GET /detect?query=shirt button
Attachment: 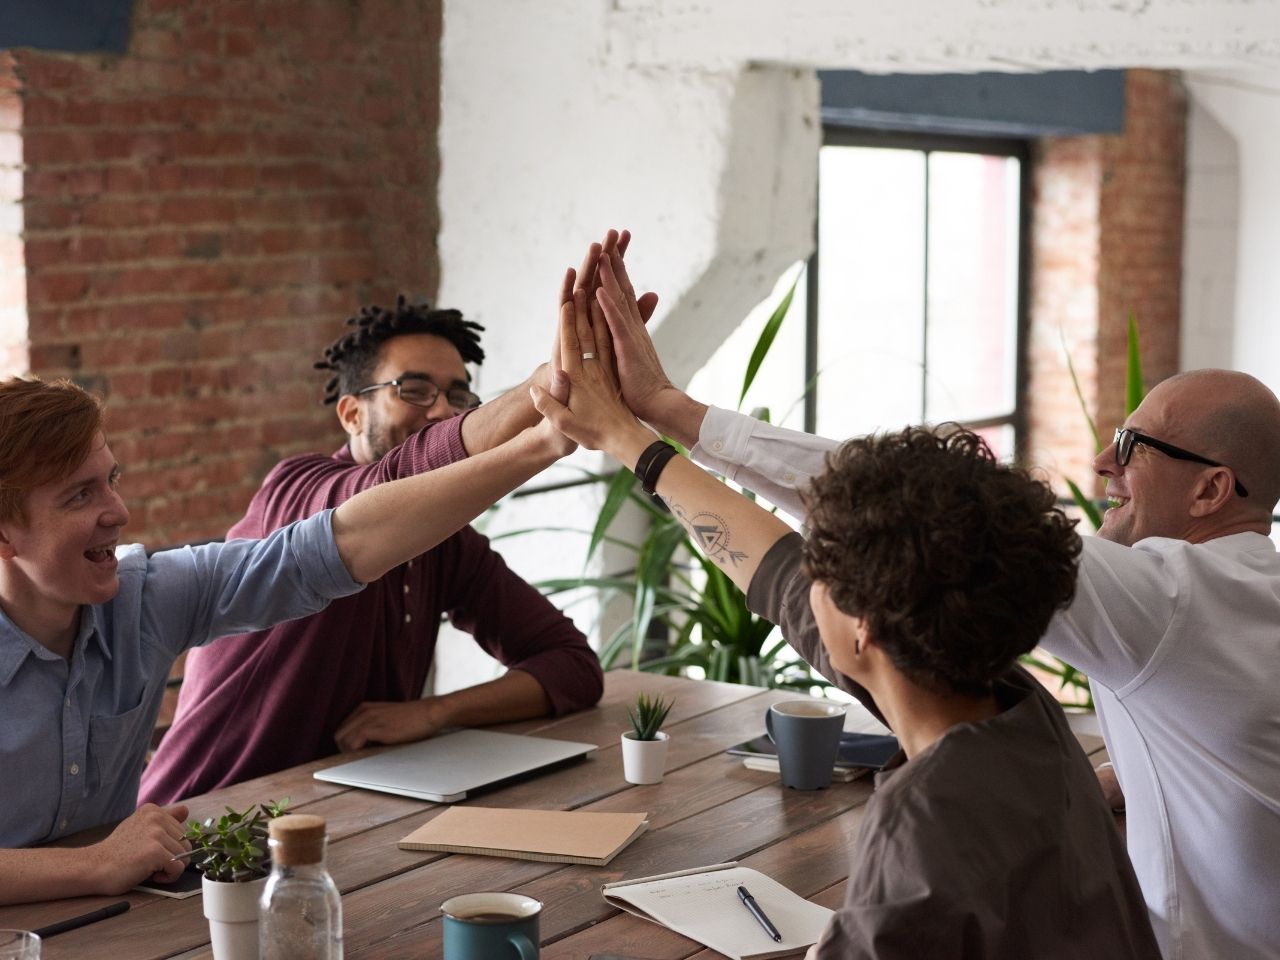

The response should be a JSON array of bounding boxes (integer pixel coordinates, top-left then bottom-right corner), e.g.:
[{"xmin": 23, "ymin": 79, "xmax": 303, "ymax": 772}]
[
  {"xmin": 404, "ymin": 613, "xmax": 412, "ymax": 624},
  {"xmin": 65, "ymin": 698, "xmax": 71, "ymax": 708},
  {"xmin": 712, "ymin": 441, "xmax": 724, "ymax": 451},
  {"xmin": 403, "ymin": 584, "xmax": 410, "ymax": 594},
  {"xmin": 69, "ymin": 763, "xmax": 80, "ymax": 775},
  {"xmin": 784, "ymin": 472, "xmax": 796, "ymax": 483},
  {"xmin": 60, "ymin": 819, "xmax": 68, "ymax": 830}
]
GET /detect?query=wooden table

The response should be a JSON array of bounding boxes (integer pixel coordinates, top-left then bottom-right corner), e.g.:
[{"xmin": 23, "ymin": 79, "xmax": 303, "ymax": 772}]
[{"xmin": 3, "ymin": 670, "xmax": 1107, "ymax": 959}]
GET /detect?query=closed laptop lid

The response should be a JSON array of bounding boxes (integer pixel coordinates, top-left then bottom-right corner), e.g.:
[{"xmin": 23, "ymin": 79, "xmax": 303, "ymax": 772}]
[{"xmin": 313, "ymin": 728, "xmax": 597, "ymax": 802}]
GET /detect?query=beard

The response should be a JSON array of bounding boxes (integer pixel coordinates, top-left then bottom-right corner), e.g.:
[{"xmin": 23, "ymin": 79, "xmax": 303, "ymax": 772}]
[{"xmin": 362, "ymin": 405, "xmax": 413, "ymax": 461}]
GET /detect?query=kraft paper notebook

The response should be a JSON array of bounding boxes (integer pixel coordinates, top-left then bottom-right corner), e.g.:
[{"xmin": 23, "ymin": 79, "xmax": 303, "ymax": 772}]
[
  {"xmin": 398, "ymin": 807, "xmax": 649, "ymax": 866},
  {"xmin": 601, "ymin": 862, "xmax": 833, "ymax": 960}
]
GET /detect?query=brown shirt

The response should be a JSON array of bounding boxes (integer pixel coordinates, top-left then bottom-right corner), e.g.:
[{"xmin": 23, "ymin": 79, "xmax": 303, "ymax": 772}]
[{"xmin": 748, "ymin": 533, "xmax": 1160, "ymax": 960}]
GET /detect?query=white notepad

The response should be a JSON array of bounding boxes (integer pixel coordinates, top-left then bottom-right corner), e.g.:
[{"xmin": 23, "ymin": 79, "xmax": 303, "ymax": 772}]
[{"xmin": 602, "ymin": 862, "xmax": 833, "ymax": 960}]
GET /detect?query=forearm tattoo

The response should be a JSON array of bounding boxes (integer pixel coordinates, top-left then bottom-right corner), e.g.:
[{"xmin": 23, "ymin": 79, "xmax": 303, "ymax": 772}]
[{"xmin": 663, "ymin": 497, "xmax": 749, "ymax": 567}]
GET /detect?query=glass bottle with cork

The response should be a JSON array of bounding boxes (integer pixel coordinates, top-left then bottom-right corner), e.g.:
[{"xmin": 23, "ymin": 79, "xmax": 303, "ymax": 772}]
[{"xmin": 259, "ymin": 813, "xmax": 343, "ymax": 959}]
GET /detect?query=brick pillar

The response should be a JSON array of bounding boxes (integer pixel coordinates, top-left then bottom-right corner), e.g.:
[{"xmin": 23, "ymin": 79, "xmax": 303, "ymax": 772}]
[
  {"xmin": 1027, "ymin": 69, "xmax": 1186, "ymax": 503},
  {"xmin": 10, "ymin": 0, "xmax": 442, "ymax": 547},
  {"xmin": 0, "ymin": 53, "xmax": 25, "ymax": 375}
]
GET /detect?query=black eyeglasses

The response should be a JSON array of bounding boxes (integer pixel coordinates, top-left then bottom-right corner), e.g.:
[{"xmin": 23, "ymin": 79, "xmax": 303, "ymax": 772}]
[
  {"xmin": 1114, "ymin": 428, "xmax": 1248, "ymax": 498},
  {"xmin": 356, "ymin": 376, "xmax": 481, "ymax": 411}
]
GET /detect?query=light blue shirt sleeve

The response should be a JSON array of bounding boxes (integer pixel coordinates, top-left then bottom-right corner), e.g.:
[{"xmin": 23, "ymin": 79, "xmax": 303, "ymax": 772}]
[{"xmin": 0, "ymin": 509, "xmax": 363, "ymax": 848}]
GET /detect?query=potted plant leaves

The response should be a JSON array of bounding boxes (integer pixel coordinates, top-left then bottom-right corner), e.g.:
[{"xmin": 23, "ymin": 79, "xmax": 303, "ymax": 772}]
[
  {"xmin": 621, "ymin": 693, "xmax": 674, "ymax": 784},
  {"xmin": 186, "ymin": 798, "xmax": 289, "ymax": 960}
]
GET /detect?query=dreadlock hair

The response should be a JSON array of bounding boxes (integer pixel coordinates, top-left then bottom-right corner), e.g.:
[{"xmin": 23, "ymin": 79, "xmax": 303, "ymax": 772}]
[{"xmin": 314, "ymin": 295, "xmax": 486, "ymax": 404}]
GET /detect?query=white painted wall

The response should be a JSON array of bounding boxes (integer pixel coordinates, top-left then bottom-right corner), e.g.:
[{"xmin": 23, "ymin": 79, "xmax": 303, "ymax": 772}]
[
  {"xmin": 433, "ymin": 0, "xmax": 1280, "ymax": 682},
  {"xmin": 1182, "ymin": 71, "xmax": 1280, "ymax": 391}
]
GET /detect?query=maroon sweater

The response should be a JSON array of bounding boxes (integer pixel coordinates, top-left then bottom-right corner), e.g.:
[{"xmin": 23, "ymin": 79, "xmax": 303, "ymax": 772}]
[{"xmin": 141, "ymin": 416, "xmax": 602, "ymax": 803}]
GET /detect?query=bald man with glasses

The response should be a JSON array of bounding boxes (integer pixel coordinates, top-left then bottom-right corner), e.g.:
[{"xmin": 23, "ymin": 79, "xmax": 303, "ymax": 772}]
[{"xmin": 592, "ymin": 244, "xmax": 1280, "ymax": 960}]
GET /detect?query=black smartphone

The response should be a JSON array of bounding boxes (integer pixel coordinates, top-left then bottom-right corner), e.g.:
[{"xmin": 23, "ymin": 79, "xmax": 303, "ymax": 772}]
[{"xmin": 728, "ymin": 731, "xmax": 899, "ymax": 771}]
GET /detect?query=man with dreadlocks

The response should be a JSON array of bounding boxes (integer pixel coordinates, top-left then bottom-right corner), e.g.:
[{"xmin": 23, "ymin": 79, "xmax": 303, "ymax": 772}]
[{"xmin": 142, "ymin": 265, "xmax": 613, "ymax": 800}]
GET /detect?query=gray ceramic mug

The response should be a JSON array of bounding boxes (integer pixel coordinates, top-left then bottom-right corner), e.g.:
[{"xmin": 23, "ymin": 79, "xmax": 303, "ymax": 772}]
[
  {"xmin": 765, "ymin": 699, "xmax": 847, "ymax": 790},
  {"xmin": 441, "ymin": 892, "xmax": 540, "ymax": 960}
]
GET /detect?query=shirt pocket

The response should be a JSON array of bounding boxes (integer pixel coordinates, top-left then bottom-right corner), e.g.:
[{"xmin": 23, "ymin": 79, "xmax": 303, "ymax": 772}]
[{"xmin": 87, "ymin": 695, "xmax": 150, "ymax": 796}]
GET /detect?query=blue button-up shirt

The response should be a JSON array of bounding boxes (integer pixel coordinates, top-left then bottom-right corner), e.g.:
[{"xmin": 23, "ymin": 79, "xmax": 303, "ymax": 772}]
[{"xmin": 0, "ymin": 510, "xmax": 361, "ymax": 847}]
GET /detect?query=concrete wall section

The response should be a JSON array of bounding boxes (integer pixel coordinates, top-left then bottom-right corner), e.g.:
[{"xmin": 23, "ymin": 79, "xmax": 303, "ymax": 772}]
[
  {"xmin": 1180, "ymin": 89, "xmax": 1239, "ymax": 374},
  {"xmin": 1183, "ymin": 71, "xmax": 1280, "ymax": 390},
  {"xmin": 607, "ymin": 0, "xmax": 1280, "ymax": 73},
  {"xmin": 439, "ymin": 0, "xmax": 819, "ymax": 398}
]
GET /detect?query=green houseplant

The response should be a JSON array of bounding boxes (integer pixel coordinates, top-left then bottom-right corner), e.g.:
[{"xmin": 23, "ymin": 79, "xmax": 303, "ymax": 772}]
[
  {"xmin": 186, "ymin": 798, "xmax": 290, "ymax": 960},
  {"xmin": 524, "ymin": 270, "xmax": 823, "ymax": 693},
  {"xmin": 186, "ymin": 797, "xmax": 290, "ymax": 882},
  {"xmin": 1023, "ymin": 314, "xmax": 1147, "ymax": 709},
  {"xmin": 627, "ymin": 692, "xmax": 674, "ymax": 741},
  {"xmin": 621, "ymin": 692, "xmax": 675, "ymax": 784}
]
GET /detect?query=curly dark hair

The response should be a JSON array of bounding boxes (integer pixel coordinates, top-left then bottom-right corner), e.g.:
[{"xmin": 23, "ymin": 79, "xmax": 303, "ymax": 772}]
[
  {"xmin": 802, "ymin": 426, "xmax": 1081, "ymax": 698},
  {"xmin": 314, "ymin": 295, "xmax": 486, "ymax": 404}
]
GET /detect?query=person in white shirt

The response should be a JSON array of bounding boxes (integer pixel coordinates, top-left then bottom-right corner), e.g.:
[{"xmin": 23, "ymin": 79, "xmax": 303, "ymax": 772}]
[{"xmin": 574, "ymin": 245, "xmax": 1280, "ymax": 960}]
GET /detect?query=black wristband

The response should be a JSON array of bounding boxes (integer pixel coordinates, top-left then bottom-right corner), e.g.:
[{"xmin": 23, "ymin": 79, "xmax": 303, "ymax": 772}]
[{"xmin": 635, "ymin": 439, "xmax": 680, "ymax": 495}]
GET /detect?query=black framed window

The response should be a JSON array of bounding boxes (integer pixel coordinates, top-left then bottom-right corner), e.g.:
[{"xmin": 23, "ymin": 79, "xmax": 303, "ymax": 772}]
[{"xmin": 804, "ymin": 129, "xmax": 1031, "ymax": 461}]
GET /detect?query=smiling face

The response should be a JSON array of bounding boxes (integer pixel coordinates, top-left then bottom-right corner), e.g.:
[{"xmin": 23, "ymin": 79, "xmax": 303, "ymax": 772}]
[
  {"xmin": 1093, "ymin": 380, "xmax": 1211, "ymax": 546},
  {"xmin": 0, "ymin": 435, "xmax": 131, "ymax": 631},
  {"xmin": 338, "ymin": 334, "xmax": 473, "ymax": 464}
]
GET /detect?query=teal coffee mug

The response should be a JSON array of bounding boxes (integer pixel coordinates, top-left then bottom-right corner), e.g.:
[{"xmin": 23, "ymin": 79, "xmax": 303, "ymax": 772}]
[{"xmin": 441, "ymin": 892, "xmax": 541, "ymax": 960}]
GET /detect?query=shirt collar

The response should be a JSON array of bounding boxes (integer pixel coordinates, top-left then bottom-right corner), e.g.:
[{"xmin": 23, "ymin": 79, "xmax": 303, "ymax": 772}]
[
  {"xmin": 79, "ymin": 606, "xmax": 112, "ymax": 661},
  {"xmin": 0, "ymin": 605, "xmax": 109, "ymax": 686}
]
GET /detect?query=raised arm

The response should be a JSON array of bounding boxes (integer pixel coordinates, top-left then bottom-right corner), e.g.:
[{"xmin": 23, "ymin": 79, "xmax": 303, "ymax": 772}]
[
  {"xmin": 458, "ymin": 229, "xmax": 658, "ymax": 456},
  {"xmin": 332, "ymin": 415, "xmax": 571, "ymax": 584},
  {"xmin": 593, "ymin": 246, "xmax": 706, "ymax": 448},
  {"xmin": 529, "ymin": 279, "xmax": 791, "ymax": 596}
]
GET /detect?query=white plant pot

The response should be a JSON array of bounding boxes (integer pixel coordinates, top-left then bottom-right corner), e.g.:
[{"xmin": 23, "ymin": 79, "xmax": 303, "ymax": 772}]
[
  {"xmin": 621, "ymin": 730, "xmax": 670, "ymax": 784},
  {"xmin": 203, "ymin": 874, "xmax": 267, "ymax": 960}
]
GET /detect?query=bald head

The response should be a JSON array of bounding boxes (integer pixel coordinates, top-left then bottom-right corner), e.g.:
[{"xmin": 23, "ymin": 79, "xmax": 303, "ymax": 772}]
[{"xmin": 1152, "ymin": 369, "xmax": 1280, "ymax": 513}]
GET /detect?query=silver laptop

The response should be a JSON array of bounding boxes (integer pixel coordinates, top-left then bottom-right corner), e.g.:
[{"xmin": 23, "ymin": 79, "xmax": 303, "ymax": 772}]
[{"xmin": 313, "ymin": 728, "xmax": 597, "ymax": 803}]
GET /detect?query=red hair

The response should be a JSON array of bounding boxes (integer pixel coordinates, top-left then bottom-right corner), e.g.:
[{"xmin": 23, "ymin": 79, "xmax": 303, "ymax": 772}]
[{"xmin": 0, "ymin": 377, "xmax": 104, "ymax": 524}]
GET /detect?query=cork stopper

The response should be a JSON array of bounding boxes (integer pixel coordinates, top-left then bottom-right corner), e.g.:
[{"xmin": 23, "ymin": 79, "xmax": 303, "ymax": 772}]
[{"xmin": 268, "ymin": 814, "xmax": 327, "ymax": 866}]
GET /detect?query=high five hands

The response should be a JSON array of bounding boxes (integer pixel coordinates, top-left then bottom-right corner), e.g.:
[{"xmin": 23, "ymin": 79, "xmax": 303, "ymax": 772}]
[{"xmin": 531, "ymin": 230, "xmax": 668, "ymax": 466}]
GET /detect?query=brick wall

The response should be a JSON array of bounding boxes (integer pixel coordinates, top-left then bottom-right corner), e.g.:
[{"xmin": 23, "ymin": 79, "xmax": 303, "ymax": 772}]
[
  {"xmin": 0, "ymin": 53, "xmax": 25, "ymax": 375},
  {"xmin": 9, "ymin": 0, "xmax": 442, "ymax": 547},
  {"xmin": 1027, "ymin": 69, "xmax": 1186, "ymax": 504}
]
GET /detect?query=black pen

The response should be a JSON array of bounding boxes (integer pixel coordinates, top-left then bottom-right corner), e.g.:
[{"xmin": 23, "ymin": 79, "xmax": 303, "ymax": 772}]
[
  {"xmin": 737, "ymin": 884, "xmax": 782, "ymax": 942},
  {"xmin": 32, "ymin": 900, "xmax": 129, "ymax": 939}
]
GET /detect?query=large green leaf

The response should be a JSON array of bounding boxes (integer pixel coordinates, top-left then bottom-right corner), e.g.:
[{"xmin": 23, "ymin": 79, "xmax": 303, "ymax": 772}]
[
  {"xmin": 1065, "ymin": 477, "xmax": 1104, "ymax": 532},
  {"xmin": 1060, "ymin": 325, "xmax": 1102, "ymax": 453},
  {"xmin": 1125, "ymin": 313, "xmax": 1144, "ymax": 416},
  {"xmin": 586, "ymin": 469, "xmax": 641, "ymax": 568},
  {"xmin": 739, "ymin": 271, "xmax": 800, "ymax": 409}
]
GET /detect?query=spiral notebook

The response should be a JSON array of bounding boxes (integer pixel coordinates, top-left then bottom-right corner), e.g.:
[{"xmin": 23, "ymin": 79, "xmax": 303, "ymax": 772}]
[{"xmin": 602, "ymin": 862, "xmax": 833, "ymax": 960}]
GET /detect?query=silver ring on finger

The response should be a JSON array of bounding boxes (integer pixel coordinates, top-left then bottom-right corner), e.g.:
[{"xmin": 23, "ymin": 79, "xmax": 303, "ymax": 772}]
[{"xmin": 581, "ymin": 352, "xmax": 597, "ymax": 360}]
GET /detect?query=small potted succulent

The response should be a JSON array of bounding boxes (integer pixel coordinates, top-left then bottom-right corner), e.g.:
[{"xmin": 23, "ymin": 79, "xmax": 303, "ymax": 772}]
[
  {"xmin": 186, "ymin": 798, "xmax": 289, "ymax": 960},
  {"xmin": 621, "ymin": 693, "xmax": 674, "ymax": 785}
]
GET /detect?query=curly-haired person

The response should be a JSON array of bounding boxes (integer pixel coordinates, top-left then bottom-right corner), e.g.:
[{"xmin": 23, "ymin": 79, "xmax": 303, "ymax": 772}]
[
  {"xmin": 530, "ymin": 250, "xmax": 1160, "ymax": 959},
  {"xmin": 144, "ymin": 233, "xmax": 658, "ymax": 801}
]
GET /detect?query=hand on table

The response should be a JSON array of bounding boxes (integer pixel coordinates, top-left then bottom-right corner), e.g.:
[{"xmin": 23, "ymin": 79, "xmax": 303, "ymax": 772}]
[
  {"xmin": 335, "ymin": 698, "xmax": 446, "ymax": 752},
  {"xmin": 92, "ymin": 803, "xmax": 191, "ymax": 893}
]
